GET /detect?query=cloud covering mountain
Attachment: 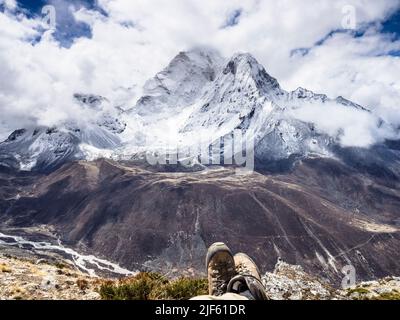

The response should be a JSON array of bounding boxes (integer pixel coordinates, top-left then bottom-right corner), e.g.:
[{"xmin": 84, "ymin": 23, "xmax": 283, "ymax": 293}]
[{"xmin": 0, "ymin": 0, "xmax": 400, "ymax": 146}]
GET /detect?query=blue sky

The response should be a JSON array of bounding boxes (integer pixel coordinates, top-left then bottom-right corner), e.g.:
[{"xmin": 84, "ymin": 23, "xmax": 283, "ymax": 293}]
[
  {"xmin": 382, "ymin": 8, "xmax": 400, "ymax": 37},
  {"xmin": 14, "ymin": 0, "xmax": 99, "ymax": 46},
  {"xmin": 16, "ymin": 0, "xmax": 96, "ymax": 12},
  {"xmin": 11, "ymin": 1, "xmax": 400, "ymax": 49},
  {"xmin": 381, "ymin": 9, "xmax": 400, "ymax": 56}
]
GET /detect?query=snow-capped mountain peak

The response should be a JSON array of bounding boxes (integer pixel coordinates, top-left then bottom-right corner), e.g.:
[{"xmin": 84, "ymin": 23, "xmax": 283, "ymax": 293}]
[
  {"xmin": 74, "ymin": 93, "xmax": 109, "ymax": 110},
  {"xmin": 222, "ymin": 53, "xmax": 283, "ymax": 96},
  {"xmin": 0, "ymin": 92, "xmax": 126, "ymax": 172},
  {"xmin": 289, "ymin": 87, "xmax": 328, "ymax": 102},
  {"xmin": 181, "ymin": 52, "xmax": 285, "ymax": 136},
  {"xmin": 335, "ymin": 96, "xmax": 369, "ymax": 111},
  {"xmin": 132, "ymin": 47, "xmax": 224, "ymax": 120},
  {"xmin": 0, "ymin": 48, "xmax": 396, "ymax": 172}
]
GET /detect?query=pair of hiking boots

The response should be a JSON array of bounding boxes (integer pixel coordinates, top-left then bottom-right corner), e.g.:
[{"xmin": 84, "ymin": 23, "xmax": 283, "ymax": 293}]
[{"xmin": 206, "ymin": 242, "xmax": 269, "ymax": 300}]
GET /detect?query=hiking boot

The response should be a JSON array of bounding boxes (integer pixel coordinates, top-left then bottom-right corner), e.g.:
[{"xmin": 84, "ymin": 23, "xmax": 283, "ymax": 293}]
[
  {"xmin": 234, "ymin": 252, "xmax": 262, "ymax": 281},
  {"xmin": 227, "ymin": 253, "xmax": 269, "ymax": 300},
  {"xmin": 206, "ymin": 242, "xmax": 236, "ymax": 296}
]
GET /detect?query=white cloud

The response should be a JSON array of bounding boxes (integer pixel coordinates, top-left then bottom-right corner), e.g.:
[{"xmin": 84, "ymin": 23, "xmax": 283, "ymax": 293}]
[
  {"xmin": 283, "ymin": 30, "xmax": 400, "ymax": 124},
  {"xmin": 0, "ymin": 0, "xmax": 399, "ymax": 145},
  {"xmin": 289, "ymin": 101, "xmax": 397, "ymax": 147},
  {"xmin": 0, "ymin": 0, "xmax": 17, "ymax": 11}
]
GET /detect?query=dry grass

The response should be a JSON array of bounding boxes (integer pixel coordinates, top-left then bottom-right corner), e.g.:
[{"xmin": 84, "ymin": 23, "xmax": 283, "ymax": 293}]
[
  {"xmin": 0, "ymin": 263, "xmax": 12, "ymax": 273},
  {"xmin": 98, "ymin": 272, "xmax": 208, "ymax": 300},
  {"xmin": 76, "ymin": 279, "xmax": 90, "ymax": 291}
]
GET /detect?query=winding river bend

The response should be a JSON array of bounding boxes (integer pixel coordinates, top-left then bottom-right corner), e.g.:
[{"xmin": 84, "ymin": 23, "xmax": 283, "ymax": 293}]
[{"xmin": 0, "ymin": 232, "xmax": 135, "ymax": 278}]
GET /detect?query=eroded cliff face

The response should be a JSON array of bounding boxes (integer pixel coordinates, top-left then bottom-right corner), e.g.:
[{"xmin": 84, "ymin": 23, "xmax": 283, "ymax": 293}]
[{"xmin": 1, "ymin": 158, "xmax": 399, "ymax": 284}]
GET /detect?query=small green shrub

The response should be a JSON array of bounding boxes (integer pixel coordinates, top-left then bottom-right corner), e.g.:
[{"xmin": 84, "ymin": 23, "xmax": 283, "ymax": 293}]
[
  {"xmin": 151, "ymin": 278, "xmax": 208, "ymax": 300},
  {"xmin": 99, "ymin": 272, "xmax": 168, "ymax": 300},
  {"xmin": 54, "ymin": 262, "xmax": 67, "ymax": 269},
  {"xmin": 347, "ymin": 287, "xmax": 400, "ymax": 300},
  {"xmin": 98, "ymin": 272, "xmax": 207, "ymax": 300},
  {"xmin": 347, "ymin": 287, "xmax": 370, "ymax": 296},
  {"xmin": 374, "ymin": 291, "xmax": 400, "ymax": 300}
]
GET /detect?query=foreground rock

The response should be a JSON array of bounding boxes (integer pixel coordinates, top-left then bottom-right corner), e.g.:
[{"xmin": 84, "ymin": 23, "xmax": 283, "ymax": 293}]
[
  {"xmin": 262, "ymin": 260, "xmax": 400, "ymax": 300},
  {"xmin": 262, "ymin": 261, "xmax": 342, "ymax": 300},
  {"xmin": 346, "ymin": 277, "xmax": 400, "ymax": 300},
  {"xmin": 1, "ymin": 252, "xmax": 399, "ymax": 300}
]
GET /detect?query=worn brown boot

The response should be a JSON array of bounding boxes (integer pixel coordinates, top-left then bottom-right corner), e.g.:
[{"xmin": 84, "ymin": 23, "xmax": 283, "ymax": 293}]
[
  {"xmin": 234, "ymin": 252, "xmax": 262, "ymax": 281},
  {"xmin": 206, "ymin": 242, "xmax": 236, "ymax": 296},
  {"xmin": 227, "ymin": 252, "xmax": 269, "ymax": 300}
]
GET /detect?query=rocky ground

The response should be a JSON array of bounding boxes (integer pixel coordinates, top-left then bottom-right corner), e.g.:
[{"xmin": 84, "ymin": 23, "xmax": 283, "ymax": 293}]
[
  {"xmin": 0, "ymin": 253, "xmax": 100, "ymax": 300},
  {"xmin": 1, "ymin": 251, "xmax": 399, "ymax": 300},
  {"xmin": 262, "ymin": 260, "xmax": 400, "ymax": 300},
  {"xmin": 262, "ymin": 261, "xmax": 342, "ymax": 300},
  {"xmin": 345, "ymin": 277, "xmax": 400, "ymax": 300}
]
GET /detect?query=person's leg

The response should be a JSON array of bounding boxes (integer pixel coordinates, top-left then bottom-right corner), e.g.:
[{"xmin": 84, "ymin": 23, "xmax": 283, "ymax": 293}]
[{"xmin": 191, "ymin": 292, "xmax": 249, "ymax": 300}]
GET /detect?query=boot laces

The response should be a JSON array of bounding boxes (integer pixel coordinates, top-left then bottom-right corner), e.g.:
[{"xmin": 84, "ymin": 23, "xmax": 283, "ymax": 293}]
[
  {"xmin": 236, "ymin": 262, "xmax": 251, "ymax": 276},
  {"xmin": 211, "ymin": 267, "xmax": 230, "ymax": 296}
]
